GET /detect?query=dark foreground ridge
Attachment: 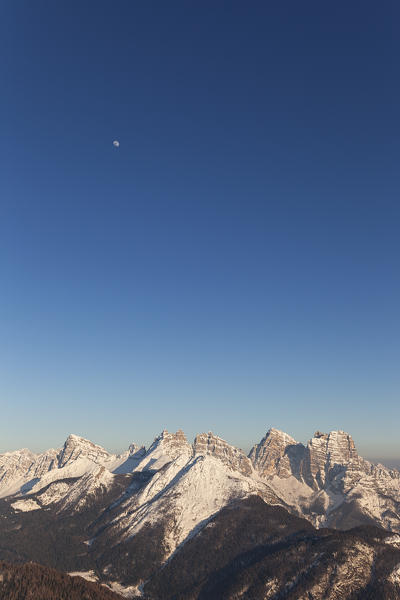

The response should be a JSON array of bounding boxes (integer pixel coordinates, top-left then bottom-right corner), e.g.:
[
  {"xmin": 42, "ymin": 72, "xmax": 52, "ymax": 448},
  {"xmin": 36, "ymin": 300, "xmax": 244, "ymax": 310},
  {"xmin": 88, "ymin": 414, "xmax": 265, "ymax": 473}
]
[
  {"xmin": 0, "ymin": 561, "xmax": 122, "ymax": 600},
  {"xmin": 1, "ymin": 497, "xmax": 400, "ymax": 599}
]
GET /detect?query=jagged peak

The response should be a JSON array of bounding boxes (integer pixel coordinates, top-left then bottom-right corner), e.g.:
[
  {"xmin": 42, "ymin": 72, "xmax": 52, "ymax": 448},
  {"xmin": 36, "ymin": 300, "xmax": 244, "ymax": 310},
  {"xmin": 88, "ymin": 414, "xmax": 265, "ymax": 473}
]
[
  {"xmin": 193, "ymin": 431, "xmax": 246, "ymax": 451},
  {"xmin": 63, "ymin": 433, "xmax": 103, "ymax": 446},
  {"xmin": 311, "ymin": 429, "xmax": 352, "ymax": 438},
  {"xmin": 66, "ymin": 433, "xmax": 83, "ymax": 441},
  {"xmin": 150, "ymin": 428, "xmax": 189, "ymax": 447},
  {"xmin": 0, "ymin": 448, "xmax": 37, "ymax": 458},
  {"xmin": 266, "ymin": 427, "xmax": 298, "ymax": 443},
  {"xmin": 58, "ymin": 434, "xmax": 111, "ymax": 469},
  {"xmin": 194, "ymin": 431, "xmax": 230, "ymax": 446},
  {"xmin": 193, "ymin": 431, "xmax": 250, "ymax": 456},
  {"xmin": 313, "ymin": 430, "xmax": 328, "ymax": 439},
  {"xmin": 251, "ymin": 428, "xmax": 299, "ymax": 451},
  {"xmin": 194, "ymin": 431, "xmax": 253, "ymax": 476},
  {"xmin": 61, "ymin": 434, "xmax": 111, "ymax": 455},
  {"xmin": 128, "ymin": 443, "xmax": 146, "ymax": 457},
  {"xmin": 301, "ymin": 429, "xmax": 363, "ymax": 490},
  {"xmin": 248, "ymin": 427, "xmax": 306, "ymax": 480},
  {"xmin": 137, "ymin": 429, "xmax": 192, "ymax": 471},
  {"xmin": 308, "ymin": 429, "xmax": 357, "ymax": 452}
]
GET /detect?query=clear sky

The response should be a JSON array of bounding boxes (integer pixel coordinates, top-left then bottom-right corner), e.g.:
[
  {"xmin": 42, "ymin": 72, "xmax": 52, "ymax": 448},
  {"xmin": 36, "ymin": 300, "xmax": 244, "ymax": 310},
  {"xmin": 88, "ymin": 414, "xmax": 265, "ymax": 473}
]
[{"xmin": 1, "ymin": 1, "xmax": 399, "ymax": 459}]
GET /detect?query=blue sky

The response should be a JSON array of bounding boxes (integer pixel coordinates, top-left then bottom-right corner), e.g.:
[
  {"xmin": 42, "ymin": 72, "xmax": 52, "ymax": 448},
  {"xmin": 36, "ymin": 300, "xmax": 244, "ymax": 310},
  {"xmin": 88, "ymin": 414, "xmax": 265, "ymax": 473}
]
[{"xmin": 1, "ymin": 1, "xmax": 399, "ymax": 459}]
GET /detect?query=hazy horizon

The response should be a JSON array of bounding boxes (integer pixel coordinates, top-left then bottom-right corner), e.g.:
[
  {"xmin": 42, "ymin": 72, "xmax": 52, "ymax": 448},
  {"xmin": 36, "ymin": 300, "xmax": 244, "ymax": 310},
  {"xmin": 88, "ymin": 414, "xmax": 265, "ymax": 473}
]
[{"xmin": 2, "ymin": 426, "xmax": 400, "ymax": 472}]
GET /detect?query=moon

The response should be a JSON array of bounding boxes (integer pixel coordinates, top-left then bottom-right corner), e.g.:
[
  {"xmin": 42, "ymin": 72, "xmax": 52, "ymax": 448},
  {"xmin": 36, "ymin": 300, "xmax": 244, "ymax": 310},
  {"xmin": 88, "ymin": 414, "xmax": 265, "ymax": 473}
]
[{"xmin": 113, "ymin": 140, "xmax": 120, "ymax": 147}]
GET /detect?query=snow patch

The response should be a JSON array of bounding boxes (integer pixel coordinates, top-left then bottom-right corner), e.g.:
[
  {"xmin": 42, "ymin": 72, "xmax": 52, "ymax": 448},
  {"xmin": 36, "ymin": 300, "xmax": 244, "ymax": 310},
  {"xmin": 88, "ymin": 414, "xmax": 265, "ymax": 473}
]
[
  {"xmin": 11, "ymin": 499, "xmax": 40, "ymax": 512},
  {"xmin": 37, "ymin": 482, "xmax": 71, "ymax": 505},
  {"xmin": 389, "ymin": 563, "xmax": 400, "ymax": 586},
  {"xmin": 269, "ymin": 475, "xmax": 313, "ymax": 506},
  {"xmin": 68, "ymin": 570, "xmax": 99, "ymax": 582},
  {"xmin": 385, "ymin": 534, "xmax": 400, "ymax": 547},
  {"xmin": 102, "ymin": 581, "xmax": 143, "ymax": 598}
]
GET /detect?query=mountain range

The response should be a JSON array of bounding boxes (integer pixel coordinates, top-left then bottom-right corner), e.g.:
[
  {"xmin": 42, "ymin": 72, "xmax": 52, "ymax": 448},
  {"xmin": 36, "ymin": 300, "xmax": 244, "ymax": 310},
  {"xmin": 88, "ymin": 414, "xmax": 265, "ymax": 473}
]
[{"xmin": 1, "ymin": 427, "xmax": 400, "ymax": 598}]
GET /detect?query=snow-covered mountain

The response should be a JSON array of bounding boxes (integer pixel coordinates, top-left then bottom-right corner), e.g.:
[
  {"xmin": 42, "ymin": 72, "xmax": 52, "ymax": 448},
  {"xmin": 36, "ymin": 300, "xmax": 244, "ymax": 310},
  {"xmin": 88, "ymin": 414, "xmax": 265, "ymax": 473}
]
[
  {"xmin": 1, "ymin": 426, "xmax": 400, "ymax": 597},
  {"xmin": 250, "ymin": 428, "xmax": 400, "ymax": 531},
  {"xmin": 100, "ymin": 430, "xmax": 280, "ymax": 562},
  {"xmin": 0, "ymin": 433, "xmax": 146, "ymax": 502},
  {"xmin": 1, "ymin": 427, "xmax": 400, "ymax": 532}
]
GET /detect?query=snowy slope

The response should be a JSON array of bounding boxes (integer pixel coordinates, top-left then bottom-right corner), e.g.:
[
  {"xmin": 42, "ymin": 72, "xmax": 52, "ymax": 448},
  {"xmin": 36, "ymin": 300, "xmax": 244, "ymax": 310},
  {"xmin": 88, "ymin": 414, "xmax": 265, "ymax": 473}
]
[
  {"xmin": 101, "ymin": 450, "xmax": 280, "ymax": 559},
  {"xmin": 0, "ymin": 447, "xmax": 59, "ymax": 498}
]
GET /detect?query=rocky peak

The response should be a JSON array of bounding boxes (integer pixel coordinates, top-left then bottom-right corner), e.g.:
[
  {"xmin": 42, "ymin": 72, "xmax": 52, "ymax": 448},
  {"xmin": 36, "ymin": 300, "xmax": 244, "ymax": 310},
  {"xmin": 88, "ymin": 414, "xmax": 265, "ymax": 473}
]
[
  {"xmin": 154, "ymin": 429, "xmax": 191, "ymax": 457},
  {"xmin": 0, "ymin": 449, "xmax": 37, "ymax": 488},
  {"xmin": 0, "ymin": 447, "xmax": 61, "ymax": 497},
  {"xmin": 27, "ymin": 448, "xmax": 59, "ymax": 479},
  {"xmin": 138, "ymin": 429, "xmax": 193, "ymax": 471},
  {"xmin": 193, "ymin": 432, "xmax": 253, "ymax": 476},
  {"xmin": 304, "ymin": 430, "xmax": 365, "ymax": 490},
  {"xmin": 308, "ymin": 430, "xmax": 357, "ymax": 461},
  {"xmin": 313, "ymin": 431, "xmax": 328, "ymax": 439},
  {"xmin": 128, "ymin": 443, "xmax": 146, "ymax": 458},
  {"xmin": 57, "ymin": 434, "xmax": 111, "ymax": 469},
  {"xmin": 249, "ymin": 428, "xmax": 374, "ymax": 492},
  {"xmin": 249, "ymin": 428, "xmax": 305, "ymax": 479}
]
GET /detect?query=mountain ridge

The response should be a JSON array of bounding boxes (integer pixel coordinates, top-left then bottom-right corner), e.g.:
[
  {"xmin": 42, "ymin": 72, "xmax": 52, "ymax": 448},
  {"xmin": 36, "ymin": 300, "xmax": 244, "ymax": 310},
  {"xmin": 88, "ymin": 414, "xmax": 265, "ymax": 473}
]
[
  {"xmin": 1, "ymin": 426, "xmax": 400, "ymax": 598},
  {"xmin": 1, "ymin": 426, "xmax": 399, "ymax": 533}
]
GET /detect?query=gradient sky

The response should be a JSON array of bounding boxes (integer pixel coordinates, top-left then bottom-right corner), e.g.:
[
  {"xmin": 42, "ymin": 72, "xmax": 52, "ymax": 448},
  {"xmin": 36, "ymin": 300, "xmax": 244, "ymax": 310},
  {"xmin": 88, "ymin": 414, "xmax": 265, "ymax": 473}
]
[{"xmin": 1, "ymin": 1, "xmax": 399, "ymax": 460}]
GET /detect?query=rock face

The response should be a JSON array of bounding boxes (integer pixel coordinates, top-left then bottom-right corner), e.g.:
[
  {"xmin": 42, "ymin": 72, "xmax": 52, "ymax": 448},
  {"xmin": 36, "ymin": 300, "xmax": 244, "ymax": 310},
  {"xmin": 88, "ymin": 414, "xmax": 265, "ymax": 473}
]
[
  {"xmin": 303, "ymin": 430, "xmax": 364, "ymax": 489},
  {"xmin": 249, "ymin": 429, "xmax": 370, "ymax": 490},
  {"xmin": 128, "ymin": 443, "xmax": 145, "ymax": 457},
  {"xmin": 29, "ymin": 449, "xmax": 59, "ymax": 479},
  {"xmin": 157, "ymin": 429, "xmax": 192, "ymax": 460},
  {"xmin": 194, "ymin": 432, "xmax": 253, "ymax": 476},
  {"xmin": 248, "ymin": 428, "xmax": 305, "ymax": 479},
  {"xmin": 249, "ymin": 428, "xmax": 400, "ymax": 532}
]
